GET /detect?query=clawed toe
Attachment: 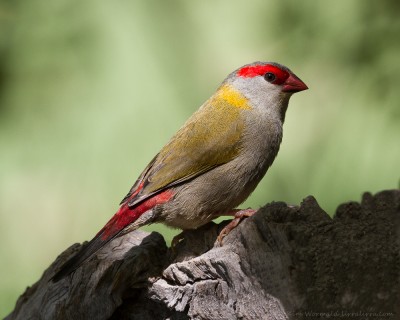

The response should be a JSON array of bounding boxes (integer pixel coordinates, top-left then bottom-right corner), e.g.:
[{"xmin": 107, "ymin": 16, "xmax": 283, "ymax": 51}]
[{"xmin": 216, "ymin": 209, "xmax": 256, "ymax": 246}]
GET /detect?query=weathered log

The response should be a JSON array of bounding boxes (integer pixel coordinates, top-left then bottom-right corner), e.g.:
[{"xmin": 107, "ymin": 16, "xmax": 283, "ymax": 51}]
[{"xmin": 6, "ymin": 189, "xmax": 400, "ymax": 320}]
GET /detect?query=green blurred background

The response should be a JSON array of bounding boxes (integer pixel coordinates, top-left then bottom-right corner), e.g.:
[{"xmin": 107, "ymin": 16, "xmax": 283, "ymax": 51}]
[{"xmin": 1, "ymin": 0, "xmax": 399, "ymax": 316}]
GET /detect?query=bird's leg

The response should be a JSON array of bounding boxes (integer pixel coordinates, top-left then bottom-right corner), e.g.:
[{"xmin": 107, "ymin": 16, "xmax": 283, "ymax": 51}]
[{"xmin": 217, "ymin": 208, "xmax": 256, "ymax": 245}]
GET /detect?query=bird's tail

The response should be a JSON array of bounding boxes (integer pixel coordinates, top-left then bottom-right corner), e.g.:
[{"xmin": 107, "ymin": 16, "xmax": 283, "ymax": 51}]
[
  {"xmin": 51, "ymin": 190, "xmax": 174, "ymax": 282},
  {"xmin": 51, "ymin": 233, "xmax": 108, "ymax": 282},
  {"xmin": 51, "ymin": 203, "xmax": 136, "ymax": 282}
]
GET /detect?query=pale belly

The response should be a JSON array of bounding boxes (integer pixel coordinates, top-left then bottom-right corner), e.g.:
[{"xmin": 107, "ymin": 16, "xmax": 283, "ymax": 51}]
[{"xmin": 157, "ymin": 155, "xmax": 273, "ymax": 230}]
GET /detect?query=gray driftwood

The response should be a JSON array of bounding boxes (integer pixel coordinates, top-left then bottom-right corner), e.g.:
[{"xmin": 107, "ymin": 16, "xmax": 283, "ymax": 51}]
[{"xmin": 6, "ymin": 190, "xmax": 400, "ymax": 320}]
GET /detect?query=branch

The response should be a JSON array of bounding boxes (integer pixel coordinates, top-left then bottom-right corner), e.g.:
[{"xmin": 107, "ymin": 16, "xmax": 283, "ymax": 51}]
[{"xmin": 6, "ymin": 190, "xmax": 400, "ymax": 319}]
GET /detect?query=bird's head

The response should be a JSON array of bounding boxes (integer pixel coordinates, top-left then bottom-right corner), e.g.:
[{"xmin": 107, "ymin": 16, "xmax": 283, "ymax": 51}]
[{"xmin": 223, "ymin": 62, "xmax": 308, "ymax": 121}]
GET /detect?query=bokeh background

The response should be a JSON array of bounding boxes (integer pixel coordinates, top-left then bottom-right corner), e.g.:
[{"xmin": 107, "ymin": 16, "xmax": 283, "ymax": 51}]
[{"xmin": 1, "ymin": 0, "xmax": 399, "ymax": 316}]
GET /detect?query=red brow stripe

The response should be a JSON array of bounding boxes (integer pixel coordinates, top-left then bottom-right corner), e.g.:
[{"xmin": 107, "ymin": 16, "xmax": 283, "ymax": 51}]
[
  {"xmin": 238, "ymin": 65, "xmax": 271, "ymax": 78},
  {"xmin": 237, "ymin": 64, "xmax": 289, "ymax": 83}
]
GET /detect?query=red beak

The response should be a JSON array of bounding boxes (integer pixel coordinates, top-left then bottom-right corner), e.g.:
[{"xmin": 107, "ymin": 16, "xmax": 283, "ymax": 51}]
[{"xmin": 282, "ymin": 73, "xmax": 308, "ymax": 93}]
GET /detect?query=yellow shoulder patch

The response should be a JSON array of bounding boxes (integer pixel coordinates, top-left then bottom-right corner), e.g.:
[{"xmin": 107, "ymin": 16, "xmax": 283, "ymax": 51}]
[{"xmin": 217, "ymin": 84, "xmax": 251, "ymax": 110}]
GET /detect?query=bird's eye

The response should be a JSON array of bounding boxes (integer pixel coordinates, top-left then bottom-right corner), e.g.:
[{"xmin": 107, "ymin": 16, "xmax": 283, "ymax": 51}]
[{"xmin": 264, "ymin": 72, "xmax": 276, "ymax": 83}]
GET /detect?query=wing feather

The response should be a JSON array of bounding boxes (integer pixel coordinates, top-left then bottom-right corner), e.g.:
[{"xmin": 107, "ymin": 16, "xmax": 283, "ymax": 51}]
[{"xmin": 123, "ymin": 94, "xmax": 247, "ymax": 208}]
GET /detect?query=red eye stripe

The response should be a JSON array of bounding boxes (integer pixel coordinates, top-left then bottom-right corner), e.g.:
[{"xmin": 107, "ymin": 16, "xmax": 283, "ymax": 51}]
[{"xmin": 237, "ymin": 64, "xmax": 289, "ymax": 85}]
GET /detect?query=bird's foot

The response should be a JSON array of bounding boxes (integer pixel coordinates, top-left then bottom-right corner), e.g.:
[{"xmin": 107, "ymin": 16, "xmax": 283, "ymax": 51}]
[{"xmin": 216, "ymin": 208, "xmax": 256, "ymax": 245}]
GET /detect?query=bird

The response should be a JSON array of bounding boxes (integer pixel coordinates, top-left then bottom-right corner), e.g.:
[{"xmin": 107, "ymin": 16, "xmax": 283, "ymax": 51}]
[{"xmin": 52, "ymin": 61, "xmax": 308, "ymax": 281}]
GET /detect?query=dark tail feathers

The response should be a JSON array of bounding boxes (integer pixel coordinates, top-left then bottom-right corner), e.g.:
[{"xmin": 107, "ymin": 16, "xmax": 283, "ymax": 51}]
[{"xmin": 51, "ymin": 233, "xmax": 112, "ymax": 282}]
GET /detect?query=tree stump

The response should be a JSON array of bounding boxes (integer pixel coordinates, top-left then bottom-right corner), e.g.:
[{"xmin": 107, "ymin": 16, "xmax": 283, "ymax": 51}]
[{"xmin": 6, "ymin": 189, "xmax": 400, "ymax": 320}]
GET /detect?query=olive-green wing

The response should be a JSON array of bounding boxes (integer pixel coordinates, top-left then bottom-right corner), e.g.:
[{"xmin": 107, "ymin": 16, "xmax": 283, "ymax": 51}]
[
  {"xmin": 125, "ymin": 98, "xmax": 246, "ymax": 207},
  {"xmin": 120, "ymin": 154, "xmax": 159, "ymax": 205}
]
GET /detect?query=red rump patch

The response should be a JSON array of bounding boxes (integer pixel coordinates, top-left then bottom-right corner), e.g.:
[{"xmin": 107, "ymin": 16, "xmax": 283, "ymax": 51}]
[
  {"xmin": 237, "ymin": 64, "xmax": 289, "ymax": 85},
  {"xmin": 99, "ymin": 189, "xmax": 174, "ymax": 241}
]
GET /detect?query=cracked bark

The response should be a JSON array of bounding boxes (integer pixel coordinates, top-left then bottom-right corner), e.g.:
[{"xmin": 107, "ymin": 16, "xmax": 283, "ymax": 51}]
[{"xmin": 6, "ymin": 189, "xmax": 400, "ymax": 320}]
